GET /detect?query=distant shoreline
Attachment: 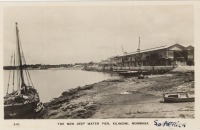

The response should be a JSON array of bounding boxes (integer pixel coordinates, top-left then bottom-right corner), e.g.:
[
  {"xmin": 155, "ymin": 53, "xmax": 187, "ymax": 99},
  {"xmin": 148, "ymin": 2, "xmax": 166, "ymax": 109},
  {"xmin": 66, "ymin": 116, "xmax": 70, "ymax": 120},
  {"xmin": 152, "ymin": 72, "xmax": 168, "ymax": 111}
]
[
  {"xmin": 3, "ymin": 67, "xmax": 84, "ymax": 70},
  {"xmin": 3, "ymin": 65, "xmax": 84, "ymax": 70}
]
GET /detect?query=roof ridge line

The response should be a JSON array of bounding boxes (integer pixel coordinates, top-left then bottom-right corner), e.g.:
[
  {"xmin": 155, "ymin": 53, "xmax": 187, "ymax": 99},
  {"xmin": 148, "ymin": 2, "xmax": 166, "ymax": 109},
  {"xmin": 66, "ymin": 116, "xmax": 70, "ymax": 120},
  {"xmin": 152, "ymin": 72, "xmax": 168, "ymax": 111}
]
[{"xmin": 126, "ymin": 44, "xmax": 168, "ymax": 55}]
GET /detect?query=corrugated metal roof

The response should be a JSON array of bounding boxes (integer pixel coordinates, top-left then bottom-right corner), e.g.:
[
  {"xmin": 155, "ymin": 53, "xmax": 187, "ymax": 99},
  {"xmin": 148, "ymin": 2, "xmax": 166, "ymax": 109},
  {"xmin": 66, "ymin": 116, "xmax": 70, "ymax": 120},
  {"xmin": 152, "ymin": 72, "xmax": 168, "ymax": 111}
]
[
  {"xmin": 109, "ymin": 43, "xmax": 193, "ymax": 59},
  {"xmin": 122, "ymin": 45, "xmax": 169, "ymax": 56}
]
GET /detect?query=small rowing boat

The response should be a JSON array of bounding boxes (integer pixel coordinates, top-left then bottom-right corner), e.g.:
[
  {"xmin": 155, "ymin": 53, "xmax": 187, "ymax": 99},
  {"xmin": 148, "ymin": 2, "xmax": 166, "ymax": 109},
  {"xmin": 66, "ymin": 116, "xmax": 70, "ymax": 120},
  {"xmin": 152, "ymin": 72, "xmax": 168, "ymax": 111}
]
[{"xmin": 163, "ymin": 91, "xmax": 194, "ymax": 103}]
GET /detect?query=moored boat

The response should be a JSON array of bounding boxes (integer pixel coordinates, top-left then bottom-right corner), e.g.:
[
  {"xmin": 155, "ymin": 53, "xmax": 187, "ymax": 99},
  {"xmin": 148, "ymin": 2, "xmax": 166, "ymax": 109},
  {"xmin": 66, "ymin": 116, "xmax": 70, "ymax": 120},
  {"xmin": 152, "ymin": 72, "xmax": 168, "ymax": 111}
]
[
  {"xmin": 4, "ymin": 23, "xmax": 43, "ymax": 119},
  {"xmin": 119, "ymin": 70, "xmax": 149, "ymax": 77}
]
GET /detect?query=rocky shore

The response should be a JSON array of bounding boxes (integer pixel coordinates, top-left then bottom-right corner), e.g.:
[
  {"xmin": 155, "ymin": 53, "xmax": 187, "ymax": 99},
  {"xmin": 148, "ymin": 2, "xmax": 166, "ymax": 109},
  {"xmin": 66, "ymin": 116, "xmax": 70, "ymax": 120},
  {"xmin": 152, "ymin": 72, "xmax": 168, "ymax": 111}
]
[{"xmin": 38, "ymin": 71, "xmax": 194, "ymax": 119}]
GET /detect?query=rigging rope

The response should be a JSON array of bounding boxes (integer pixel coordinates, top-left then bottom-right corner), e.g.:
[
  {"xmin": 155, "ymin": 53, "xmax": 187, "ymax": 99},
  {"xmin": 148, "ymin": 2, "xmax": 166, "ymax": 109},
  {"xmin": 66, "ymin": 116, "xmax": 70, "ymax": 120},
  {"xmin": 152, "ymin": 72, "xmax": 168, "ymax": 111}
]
[
  {"xmin": 12, "ymin": 52, "xmax": 15, "ymax": 92},
  {"xmin": 27, "ymin": 70, "xmax": 34, "ymax": 88},
  {"xmin": 7, "ymin": 52, "xmax": 13, "ymax": 94},
  {"xmin": 25, "ymin": 70, "xmax": 30, "ymax": 86},
  {"xmin": 18, "ymin": 34, "xmax": 34, "ymax": 88},
  {"xmin": 16, "ymin": 55, "xmax": 20, "ymax": 90},
  {"xmin": 22, "ymin": 54, "xmax": 30, "ymax": 86},
  {"xmin": 18, "ymin": 74, "xmax": 20, "ymax": 90},
  {"xmin": 16, "ymin": 51, "xmax": 20, "ymax": 91},
  {"xmin": 22, "ymin": 54, "xmax": 34, "ymax": 88},
  {"xmin": 25, "ymin": 70, "xmax": 31, "ymax": 85}
]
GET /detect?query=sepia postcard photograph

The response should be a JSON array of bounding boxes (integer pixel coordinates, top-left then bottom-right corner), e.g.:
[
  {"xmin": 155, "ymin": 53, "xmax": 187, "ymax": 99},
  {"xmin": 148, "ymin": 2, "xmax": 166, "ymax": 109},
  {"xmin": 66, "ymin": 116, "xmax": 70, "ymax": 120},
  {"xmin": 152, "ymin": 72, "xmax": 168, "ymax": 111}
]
[{"xmin": 0, "ymin": 1, "xmax": 200, "ymax": 130}]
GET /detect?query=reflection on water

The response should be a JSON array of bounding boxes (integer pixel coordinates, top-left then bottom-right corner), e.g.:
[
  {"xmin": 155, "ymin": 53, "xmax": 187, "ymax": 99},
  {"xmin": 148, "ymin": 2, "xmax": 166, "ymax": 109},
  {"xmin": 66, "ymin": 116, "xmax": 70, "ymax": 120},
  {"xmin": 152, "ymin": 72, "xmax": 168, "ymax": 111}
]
[{"xmin": 4, "ymin": 69, "xmax": 121, "ymax": 102}]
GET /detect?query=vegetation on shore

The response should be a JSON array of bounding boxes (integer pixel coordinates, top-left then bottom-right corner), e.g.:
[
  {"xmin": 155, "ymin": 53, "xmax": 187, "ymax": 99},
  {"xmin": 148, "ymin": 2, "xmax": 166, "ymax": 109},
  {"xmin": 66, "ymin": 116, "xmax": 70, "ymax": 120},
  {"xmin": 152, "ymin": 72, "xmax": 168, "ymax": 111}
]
[{"xmin": 3, "ymin": 63, "xmax": 86, "ymax": 70}]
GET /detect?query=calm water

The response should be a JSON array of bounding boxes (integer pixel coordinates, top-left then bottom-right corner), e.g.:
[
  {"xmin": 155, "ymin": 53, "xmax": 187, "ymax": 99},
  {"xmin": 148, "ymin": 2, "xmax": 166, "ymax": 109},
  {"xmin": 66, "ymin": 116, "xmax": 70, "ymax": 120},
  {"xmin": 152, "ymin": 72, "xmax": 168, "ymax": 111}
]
[{"xmin": 4, "ymin": 69, "xmax": 121, "ymax": 102}]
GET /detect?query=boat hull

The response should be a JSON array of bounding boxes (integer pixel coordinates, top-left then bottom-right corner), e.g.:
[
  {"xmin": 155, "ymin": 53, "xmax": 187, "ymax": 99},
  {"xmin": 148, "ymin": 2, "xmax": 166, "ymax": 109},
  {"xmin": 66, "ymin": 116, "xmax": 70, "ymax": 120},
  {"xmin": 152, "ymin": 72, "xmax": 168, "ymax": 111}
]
[
  {"xmin": 119, "ymin": 71, "xmax": 149, "ymax": 77},
  {"xmin": 164, "ymin": 97, "xmax": 194, "ymax": 103},
  {"xmin": 4, "ymin": 101, "xmax": 39, "ymax": 119}
]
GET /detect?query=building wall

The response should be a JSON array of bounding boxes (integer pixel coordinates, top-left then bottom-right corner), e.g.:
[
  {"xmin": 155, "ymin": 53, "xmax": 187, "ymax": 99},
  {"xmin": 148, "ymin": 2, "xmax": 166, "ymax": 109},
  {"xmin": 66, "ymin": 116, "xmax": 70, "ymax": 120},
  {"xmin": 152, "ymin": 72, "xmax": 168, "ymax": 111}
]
[{"xmin": 111, "ymin": 44, "xmax": 194, "ymax": 67}]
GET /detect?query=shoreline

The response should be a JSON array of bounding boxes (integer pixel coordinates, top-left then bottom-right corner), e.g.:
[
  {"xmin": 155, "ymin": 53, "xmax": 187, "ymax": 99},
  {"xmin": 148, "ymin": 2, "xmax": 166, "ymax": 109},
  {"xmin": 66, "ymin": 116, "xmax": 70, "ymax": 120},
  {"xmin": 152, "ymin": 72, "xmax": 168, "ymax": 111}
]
[
  {"xmin": 38, "ymin": 71, "xmax": 194, "ymax": 119},
  {"xmin": 3, "ymin": 67, "xmax": 84, "ymax": 70}
]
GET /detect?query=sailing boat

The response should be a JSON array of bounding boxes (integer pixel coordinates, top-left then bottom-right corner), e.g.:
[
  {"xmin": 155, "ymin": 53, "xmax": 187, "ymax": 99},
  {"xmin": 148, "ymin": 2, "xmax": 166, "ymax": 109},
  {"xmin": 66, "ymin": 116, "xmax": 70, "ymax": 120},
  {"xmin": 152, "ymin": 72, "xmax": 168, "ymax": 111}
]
[{"xmin": 4, "ymin": 23, "xmax": 43, "ymax": 119}]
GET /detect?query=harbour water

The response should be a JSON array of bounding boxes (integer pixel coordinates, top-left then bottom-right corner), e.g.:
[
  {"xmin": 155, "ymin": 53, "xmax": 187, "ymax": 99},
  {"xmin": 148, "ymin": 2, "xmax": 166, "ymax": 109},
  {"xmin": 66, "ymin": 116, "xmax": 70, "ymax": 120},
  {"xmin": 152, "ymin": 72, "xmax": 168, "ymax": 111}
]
[{"xmin": 3, "ymin": 69, "xmax": 121, "ymax": 102}]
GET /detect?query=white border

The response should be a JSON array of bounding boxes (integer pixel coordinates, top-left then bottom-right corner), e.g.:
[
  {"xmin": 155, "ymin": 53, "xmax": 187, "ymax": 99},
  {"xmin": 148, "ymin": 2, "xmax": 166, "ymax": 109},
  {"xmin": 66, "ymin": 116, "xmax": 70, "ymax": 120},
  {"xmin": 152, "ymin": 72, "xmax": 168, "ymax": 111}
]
[{"xmin": 0, "ymin": 1, "xmax": 200, "ymax": 130}]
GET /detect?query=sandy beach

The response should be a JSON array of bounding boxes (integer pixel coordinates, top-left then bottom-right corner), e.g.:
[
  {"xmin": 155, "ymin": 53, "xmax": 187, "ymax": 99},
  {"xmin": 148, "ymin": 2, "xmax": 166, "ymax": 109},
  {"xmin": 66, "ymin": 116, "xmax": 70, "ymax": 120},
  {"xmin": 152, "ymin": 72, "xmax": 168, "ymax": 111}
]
[{"xmin": 39, "ymin": 70, "xmax": 194, "ymax": 119}]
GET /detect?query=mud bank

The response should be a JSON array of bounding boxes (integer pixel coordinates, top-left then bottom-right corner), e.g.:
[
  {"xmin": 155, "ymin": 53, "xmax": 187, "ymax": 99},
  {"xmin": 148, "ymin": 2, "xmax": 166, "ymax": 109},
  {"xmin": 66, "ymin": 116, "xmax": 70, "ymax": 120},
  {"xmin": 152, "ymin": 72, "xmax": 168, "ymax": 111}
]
[{"xmin": 39, "ymin": 72, "xmax": 194, "ymax": 119}]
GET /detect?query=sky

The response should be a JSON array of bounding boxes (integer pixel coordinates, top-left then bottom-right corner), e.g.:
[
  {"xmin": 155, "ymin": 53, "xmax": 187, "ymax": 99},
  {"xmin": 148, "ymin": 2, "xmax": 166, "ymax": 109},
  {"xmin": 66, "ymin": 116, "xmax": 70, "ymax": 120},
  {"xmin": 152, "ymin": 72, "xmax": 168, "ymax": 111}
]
[{"xmin": 3, "ymin": 4, "xmax": 194, "ymax": 65}]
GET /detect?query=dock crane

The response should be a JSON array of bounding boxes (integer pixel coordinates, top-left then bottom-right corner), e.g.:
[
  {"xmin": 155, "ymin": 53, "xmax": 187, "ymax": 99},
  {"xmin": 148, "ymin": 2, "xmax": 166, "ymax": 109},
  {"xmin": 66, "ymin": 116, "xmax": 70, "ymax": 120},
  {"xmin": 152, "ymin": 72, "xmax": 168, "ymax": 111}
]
[{"xmin": 121, "ymin": 45, "xmax": 127, "ymax": 55}]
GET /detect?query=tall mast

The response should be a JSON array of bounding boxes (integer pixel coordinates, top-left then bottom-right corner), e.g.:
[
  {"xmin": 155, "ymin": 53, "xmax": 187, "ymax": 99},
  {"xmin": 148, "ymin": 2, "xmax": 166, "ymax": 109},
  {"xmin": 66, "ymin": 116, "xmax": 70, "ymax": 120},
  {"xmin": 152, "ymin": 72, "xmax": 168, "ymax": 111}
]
[{"xmin": 15, "ymin": 22, "xmax": 26, "ymax": 88}]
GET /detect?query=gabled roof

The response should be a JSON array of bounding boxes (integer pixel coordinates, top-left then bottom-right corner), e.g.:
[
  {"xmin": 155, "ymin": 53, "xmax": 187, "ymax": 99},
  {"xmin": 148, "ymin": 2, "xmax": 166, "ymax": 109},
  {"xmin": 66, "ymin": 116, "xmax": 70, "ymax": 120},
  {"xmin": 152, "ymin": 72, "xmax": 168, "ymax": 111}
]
[
  {"xmin": 110, "ymin": 43, "xmax": 193, "ymax": 59},
  {"xmin": 167, "ymin": 43, "xmax": 185, "ymax": 50},
  {"xmin": 123, "ymin": 45, "xmax": 169, "ymax": 56},
  {"xmin": 185, "ymin": 45, "xmax": 194, "ymax": 50}
]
